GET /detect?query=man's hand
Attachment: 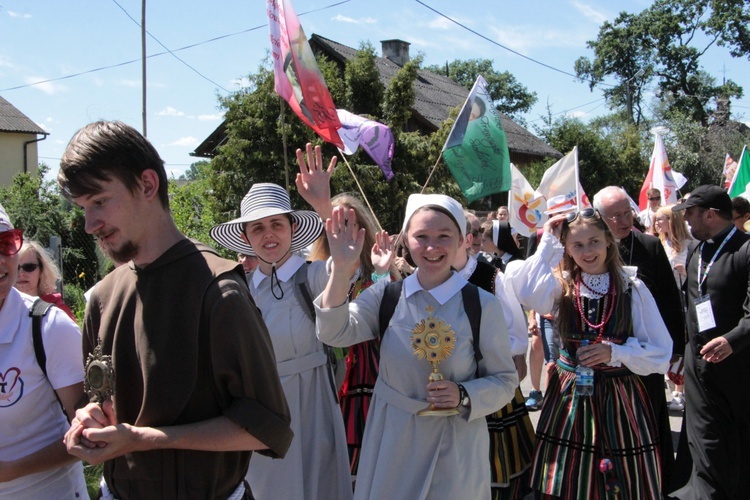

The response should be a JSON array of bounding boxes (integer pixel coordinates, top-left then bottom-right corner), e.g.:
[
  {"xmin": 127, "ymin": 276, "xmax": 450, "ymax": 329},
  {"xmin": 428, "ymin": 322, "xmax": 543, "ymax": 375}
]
[
  {"xmin": 66, "ymin": 422, "xmax": 145, "ymax": 466},
  {"xmin": 700, "ymin": 337, "xmax": 733, "ymax": 363}
]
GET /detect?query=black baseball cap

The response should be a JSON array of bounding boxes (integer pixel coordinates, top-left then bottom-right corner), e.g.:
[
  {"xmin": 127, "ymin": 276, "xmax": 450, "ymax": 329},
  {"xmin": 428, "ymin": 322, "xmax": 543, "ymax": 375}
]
[{"xmin": 672, "ymin": 185, "xmax": 732, "ymax": 213}]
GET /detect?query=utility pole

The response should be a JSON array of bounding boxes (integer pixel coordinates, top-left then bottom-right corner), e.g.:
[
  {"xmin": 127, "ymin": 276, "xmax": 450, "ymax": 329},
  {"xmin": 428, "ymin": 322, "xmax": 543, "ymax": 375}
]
[
  {"xmin": 141, "ymin": 0, "xmax": 147, "ymax": 137},
  {"xmin": 625, "ymin": 68, "xmax": 646, "ymax": 124}
]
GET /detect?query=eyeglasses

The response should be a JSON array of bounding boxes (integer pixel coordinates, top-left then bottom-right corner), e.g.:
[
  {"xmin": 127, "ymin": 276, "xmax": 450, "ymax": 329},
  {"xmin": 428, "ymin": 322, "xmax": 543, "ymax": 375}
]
[
  {"xmin": 648, "ymin": 197, "xmax": 661, "ymax": 201},
  {"xmin": 602, "ymin": 210, "xmax": 633, "ymax": 222},
  {"xmin": 564, "ymin": 208, "xmax": 600, "ymax": 224},
  {"xmin": 18, "ymin": 263, "xmax": 40, "ymax": 273},
  {"xmin": 0, "ymin": 229, "xmax": 23, "ymax": 256}
]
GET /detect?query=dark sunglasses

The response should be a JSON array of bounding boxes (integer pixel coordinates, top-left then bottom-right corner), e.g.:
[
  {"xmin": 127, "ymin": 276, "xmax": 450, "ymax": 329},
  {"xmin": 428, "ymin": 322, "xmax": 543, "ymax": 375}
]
[
  {"xmin": 18, "ymin": 263, "xmax": 40, "ymax": 273},
  {"xmin": 564, "ymin": 208, "xmax": 601, "ymax": 224},
  {"xmin": 648, "ymin": 197, "xmax": 661, "ymax": 201},
  {"xmin": 0, "ymin": 228, "xmax": 23, "ymax": 256}
]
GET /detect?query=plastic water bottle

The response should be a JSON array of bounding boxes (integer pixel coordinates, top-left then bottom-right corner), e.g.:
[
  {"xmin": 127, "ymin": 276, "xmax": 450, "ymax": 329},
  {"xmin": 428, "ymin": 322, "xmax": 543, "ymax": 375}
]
[{"xmin": 575, "ymin": 340, "xmax": 594, "ymax": 397}]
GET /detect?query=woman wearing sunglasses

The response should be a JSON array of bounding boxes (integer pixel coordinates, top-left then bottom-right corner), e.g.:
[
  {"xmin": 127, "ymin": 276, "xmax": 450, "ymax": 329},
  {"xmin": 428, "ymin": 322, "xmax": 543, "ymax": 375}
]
[
  {"xmin": 15, "ymin": 240, "xmax": 75, "ymax": 321},
  {"xmin": 0, "ymin": 204, "xmax": 87, "ymax": 498},
  {"xmin": 506, "ymin": 207, "xmax": 672, "ymax": 499}
]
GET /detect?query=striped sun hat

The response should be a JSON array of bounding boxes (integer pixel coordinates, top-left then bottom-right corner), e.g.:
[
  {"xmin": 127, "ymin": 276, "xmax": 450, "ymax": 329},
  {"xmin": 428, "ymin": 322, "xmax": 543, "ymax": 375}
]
[{"xmin": 210, "ymin": 183, "xmax": 323, "ymax": 256}]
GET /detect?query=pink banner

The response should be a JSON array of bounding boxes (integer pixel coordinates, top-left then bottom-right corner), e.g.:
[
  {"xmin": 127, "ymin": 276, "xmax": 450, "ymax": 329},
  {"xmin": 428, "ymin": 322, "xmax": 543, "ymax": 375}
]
[{"xmin": 267, "ymin": 0, "xmax": 343, "ymax": 148}]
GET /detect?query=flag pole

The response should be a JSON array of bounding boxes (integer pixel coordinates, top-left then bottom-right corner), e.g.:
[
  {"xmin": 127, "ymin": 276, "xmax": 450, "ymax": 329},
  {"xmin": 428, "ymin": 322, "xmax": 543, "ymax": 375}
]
[
  {"xmin": 337, "ymin": 151, "xmax": 384, "ymax": 232},
  {"xmin": 421, "ymin": 151, "xmax": 444, "ymax": 194},
  {"xmin": 389, "ymin": 150, "xmax": 445, "ymax": 251},
  {"xmin": 280, "ymin": 96, "xmax": 290, "ymax": 192}
]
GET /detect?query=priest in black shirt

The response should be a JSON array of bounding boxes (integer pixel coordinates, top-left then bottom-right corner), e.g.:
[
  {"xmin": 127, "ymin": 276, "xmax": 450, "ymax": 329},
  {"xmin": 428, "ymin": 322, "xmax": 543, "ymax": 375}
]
[{"xmin": 671, "ymin": 186, "xmax": 750, "ymax": 499}]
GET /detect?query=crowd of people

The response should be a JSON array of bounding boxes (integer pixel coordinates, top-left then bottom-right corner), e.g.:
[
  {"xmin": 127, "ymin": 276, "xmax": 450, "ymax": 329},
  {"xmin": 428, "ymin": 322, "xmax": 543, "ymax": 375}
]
[{"xmin": 1, "ymin": 120, "xmax": 749, "ymax": 499}]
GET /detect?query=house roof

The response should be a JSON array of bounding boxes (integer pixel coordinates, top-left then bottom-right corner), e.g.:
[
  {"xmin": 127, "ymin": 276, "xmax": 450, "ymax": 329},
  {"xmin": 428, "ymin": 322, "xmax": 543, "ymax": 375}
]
[
  {"xmin": 0, "ymin": 96, "xmax": 47, "ymax": 135},
  {"xmin": 309, "ymin": 34, "xmax": 562, "ymax": 160},
  {"xmin": 193, "ymin": 34, "xmax": 561, "ymax": 161}
]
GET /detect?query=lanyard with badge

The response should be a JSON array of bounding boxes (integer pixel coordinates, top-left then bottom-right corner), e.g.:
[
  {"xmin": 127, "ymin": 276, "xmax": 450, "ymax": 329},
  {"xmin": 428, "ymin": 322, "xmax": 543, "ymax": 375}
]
[{"xmin": 695, "ymin": 227, "xmax": 736, "ymax": 332}]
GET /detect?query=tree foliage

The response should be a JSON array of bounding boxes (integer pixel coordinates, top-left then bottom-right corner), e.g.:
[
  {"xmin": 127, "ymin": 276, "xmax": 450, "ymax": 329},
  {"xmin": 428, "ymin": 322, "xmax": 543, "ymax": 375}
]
[
  {"xmin": 0, "ymin": 165, "xmax": 100, "ymax": 302},
  {"xmin": 426, "ymin": 59, "xmax": 538, "ymax": 123},
  {"xmin": 575, "ymin": 0, "xmax": 749, "ymax": 125},
  {"xmin": 531, "ymin": 112, "xmax": 645, "ymax": 198},
  {"xmin": 171, "ymin": 160, "xmax": 224, "ymax": 253},
  {"xmin": 382, "ymin": 54, "xmax": 423, "ymax": 131},
  {"xmin": 345, "ymin": 42, "xmax": 384, "ymax": 117}
]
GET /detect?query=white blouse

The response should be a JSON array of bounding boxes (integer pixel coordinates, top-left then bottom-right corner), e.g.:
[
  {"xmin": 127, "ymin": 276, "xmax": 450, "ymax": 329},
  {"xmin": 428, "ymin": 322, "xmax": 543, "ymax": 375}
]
[{"xmin": 505, "ymin": 232, "xmax": 672, "ymax": 376}]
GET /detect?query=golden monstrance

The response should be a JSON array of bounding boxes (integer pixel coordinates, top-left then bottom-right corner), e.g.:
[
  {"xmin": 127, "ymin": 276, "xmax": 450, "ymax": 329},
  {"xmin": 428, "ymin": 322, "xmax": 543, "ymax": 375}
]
[{"xmin": 411, "ymin": 306, "xmax": 458, "ymax": 417}]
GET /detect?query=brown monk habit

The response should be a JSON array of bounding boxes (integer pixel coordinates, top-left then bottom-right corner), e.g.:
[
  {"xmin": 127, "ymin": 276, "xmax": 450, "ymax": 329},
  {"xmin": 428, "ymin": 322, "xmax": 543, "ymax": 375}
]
[{"xmin": 84, "ymin": 238, "xmax": 292, "ymax": 499}]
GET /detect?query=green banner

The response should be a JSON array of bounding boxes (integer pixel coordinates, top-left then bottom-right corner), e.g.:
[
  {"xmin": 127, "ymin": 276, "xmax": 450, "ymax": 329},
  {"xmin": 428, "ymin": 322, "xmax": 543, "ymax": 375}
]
[{"xmin": 442, "ymin": 75, "xmax": 511, "ymax": 203}]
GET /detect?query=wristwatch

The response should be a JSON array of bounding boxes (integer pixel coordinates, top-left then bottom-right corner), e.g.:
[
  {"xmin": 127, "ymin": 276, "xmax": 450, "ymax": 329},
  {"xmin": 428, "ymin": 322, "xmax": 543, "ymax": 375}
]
[{"xmin": 457, "ymin": 383, "xmax": 470, "ymax": 407}]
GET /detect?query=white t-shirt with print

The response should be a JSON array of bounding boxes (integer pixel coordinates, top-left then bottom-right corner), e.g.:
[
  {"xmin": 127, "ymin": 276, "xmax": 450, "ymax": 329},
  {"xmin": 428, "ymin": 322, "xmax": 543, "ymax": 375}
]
[{"xmin": 0, "ymin": 288, "xmax": 86, "ymax": 498}]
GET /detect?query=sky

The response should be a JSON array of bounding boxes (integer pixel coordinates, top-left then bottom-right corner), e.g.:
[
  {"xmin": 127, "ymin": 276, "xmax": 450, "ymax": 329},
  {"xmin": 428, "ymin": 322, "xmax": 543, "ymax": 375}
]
[{"xmin": 1, "ymin": 0, "xmax": 748, "ymax": 180}]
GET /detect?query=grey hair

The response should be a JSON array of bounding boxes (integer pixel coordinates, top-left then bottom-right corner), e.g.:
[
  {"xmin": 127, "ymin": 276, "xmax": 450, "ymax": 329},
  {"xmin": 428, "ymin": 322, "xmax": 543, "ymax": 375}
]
[{"xmin": 592, "ymin": 186, "xmax": 630, "ymax": 213}]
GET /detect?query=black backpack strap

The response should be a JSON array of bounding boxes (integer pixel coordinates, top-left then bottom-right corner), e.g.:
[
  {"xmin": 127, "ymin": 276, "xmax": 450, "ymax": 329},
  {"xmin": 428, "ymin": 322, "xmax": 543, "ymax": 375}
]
[
  {"xmin": 461, "ymin": 283, "xmax": 483, "ymax": 366},
  {"xmin": 293, "ymin": 263, "xmax": 339, "ymax": 402},
  {"xmin": 30, "ymin": 299, "xmax": 66, "ymax": 415},
  {"xmin": 30, "ymin": 299, "xmax": 55, "ymax": 377},
  {"xmin": 378, "ymin": 281, "xmax": 404, "ymax": 338},
  {"xmin": 293, "ymin": 263, "xmax": 316, "ymax": 322}
]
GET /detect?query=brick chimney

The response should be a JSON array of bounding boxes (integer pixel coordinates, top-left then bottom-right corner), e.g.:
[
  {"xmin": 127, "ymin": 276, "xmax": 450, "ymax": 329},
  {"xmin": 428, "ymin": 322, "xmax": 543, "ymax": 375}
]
[{"xmin": 381, "ymin": 39, "xmax": 410, "ymax": 66}]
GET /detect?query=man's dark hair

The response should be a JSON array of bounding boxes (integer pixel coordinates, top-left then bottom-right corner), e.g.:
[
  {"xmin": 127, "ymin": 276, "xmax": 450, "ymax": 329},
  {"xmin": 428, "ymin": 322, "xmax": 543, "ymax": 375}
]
[
  {"xmin": 58, "ymin": 120, "xmax": 169, "ymax": 208},
  {"xmin": 732, "ymin": 196, "xmax": 750, "ymax": 216}
]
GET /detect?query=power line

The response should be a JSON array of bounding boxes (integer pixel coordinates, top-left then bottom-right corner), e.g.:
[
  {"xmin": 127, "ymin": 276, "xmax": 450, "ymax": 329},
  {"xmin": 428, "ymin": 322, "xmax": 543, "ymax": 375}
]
[
  {"xmin": 527, "ymin": 97, "xmax": 607, "ymax": 123},
  {"xmin": 110, "ymin": 0, "xmax": 229, "ymax": 92},
  {"xmin": 0, "ymin": 0, "xmax": 353, "ymax": 93},
  {"xmin": 413, "ymin": 0, "xmax": 615, "ymax": 89}
]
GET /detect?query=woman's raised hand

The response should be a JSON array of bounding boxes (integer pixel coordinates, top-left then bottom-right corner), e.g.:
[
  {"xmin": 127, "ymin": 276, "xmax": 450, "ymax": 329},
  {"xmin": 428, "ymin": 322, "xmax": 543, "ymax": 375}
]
[
  {"xmin": 326, "ymin": 206, "xmax": 365, "ymax": 275},
  {"xmin": 371, "ymin": 230, "xmax": 394, "ymax": 275},
  {"xmin": 544, "ymin": 214, "xmax": 567, "ymax": 240},
  {"xmin": 295, "ymin": 143, "xmax": 336, "ymax": 219}
]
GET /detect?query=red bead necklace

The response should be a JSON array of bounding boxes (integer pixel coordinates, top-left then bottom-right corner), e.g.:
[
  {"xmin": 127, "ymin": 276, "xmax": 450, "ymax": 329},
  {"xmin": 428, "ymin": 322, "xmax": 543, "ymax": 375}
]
[{"xmin": 574, "ymin": 273, "xmax": 616, "ymax": 341}]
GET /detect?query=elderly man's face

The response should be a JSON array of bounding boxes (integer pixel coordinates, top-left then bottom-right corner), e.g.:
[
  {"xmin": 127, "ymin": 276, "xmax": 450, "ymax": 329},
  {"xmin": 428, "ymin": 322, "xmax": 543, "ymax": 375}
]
[{"xmin": 598, "ymin": 195, "xmax": 634, "ymax": 240}]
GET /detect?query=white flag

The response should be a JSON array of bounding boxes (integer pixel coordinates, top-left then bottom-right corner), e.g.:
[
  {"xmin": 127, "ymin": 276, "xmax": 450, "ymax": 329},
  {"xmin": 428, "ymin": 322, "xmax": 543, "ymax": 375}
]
[
  {"xmin": 639, "ymin": 133, "xmax": 678, "ymax": 209},
  {"xmin": 509, "ymin": 164, "xmax": 545, "ymax": 237},
  {"xmin": 536, "ymin": 147, "xmax": 590, "ymax": 217}
]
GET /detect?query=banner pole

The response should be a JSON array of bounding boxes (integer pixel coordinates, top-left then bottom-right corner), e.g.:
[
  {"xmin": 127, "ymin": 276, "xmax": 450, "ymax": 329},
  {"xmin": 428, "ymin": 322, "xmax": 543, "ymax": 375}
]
[
  {"xmin": 421, "ymin": 151, "xmax": 443, "ymax": 194},
  {"xmin": 337, "ymin": 151, "xmax": 384, "ymax": 232},
  {"xmin": 280, "ymin": 97, "xmax": 290, "ymax": 192}
]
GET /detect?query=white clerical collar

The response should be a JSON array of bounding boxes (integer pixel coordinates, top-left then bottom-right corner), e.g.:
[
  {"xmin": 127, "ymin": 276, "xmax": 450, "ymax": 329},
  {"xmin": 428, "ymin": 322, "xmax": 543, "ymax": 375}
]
[
  {"xmin": 251, "ymin": 254, "xmax": 305, "ymax": 288},
  {"xmin": 456, "ymin": 255, "xmax": 477, "ymax": 281},
  {"xmin": 403, "ymin": 270, "xmax": 467, "ymax": 305}
]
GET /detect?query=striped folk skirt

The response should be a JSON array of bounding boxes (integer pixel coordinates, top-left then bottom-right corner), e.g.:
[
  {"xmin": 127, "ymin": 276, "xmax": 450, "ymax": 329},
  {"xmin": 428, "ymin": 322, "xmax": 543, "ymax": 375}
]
[
  {"xmin": 488, "ymin": 386, "xmax": 535, "ymax": 499},
  {"xmin": 339, "ymin": 339, "xmax": 380, "ymax": 476},
  {"xmin": 530, "ymin": 362, "xmax": 662, "ymax": 499}
]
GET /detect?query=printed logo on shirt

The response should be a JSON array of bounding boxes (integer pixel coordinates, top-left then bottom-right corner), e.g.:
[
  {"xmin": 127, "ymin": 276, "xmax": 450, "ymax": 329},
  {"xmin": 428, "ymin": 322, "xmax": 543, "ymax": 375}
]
[{"xmin": 0, "ymin": 367, "xmax": 24, "ymax": 407}]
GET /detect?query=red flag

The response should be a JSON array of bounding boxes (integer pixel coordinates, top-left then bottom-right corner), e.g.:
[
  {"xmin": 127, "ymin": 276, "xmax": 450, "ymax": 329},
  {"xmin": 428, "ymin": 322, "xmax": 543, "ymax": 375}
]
[{"xmin": 267, "ymin": 0, "xmax": 343, "ymax": 148}]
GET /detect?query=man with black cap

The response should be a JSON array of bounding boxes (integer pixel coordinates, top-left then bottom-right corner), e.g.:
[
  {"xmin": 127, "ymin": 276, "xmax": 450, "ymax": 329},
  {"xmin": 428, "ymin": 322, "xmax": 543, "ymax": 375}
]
[{"xmin": 671, "ymin": 185, "xmax": 750, "ymax": 499}]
